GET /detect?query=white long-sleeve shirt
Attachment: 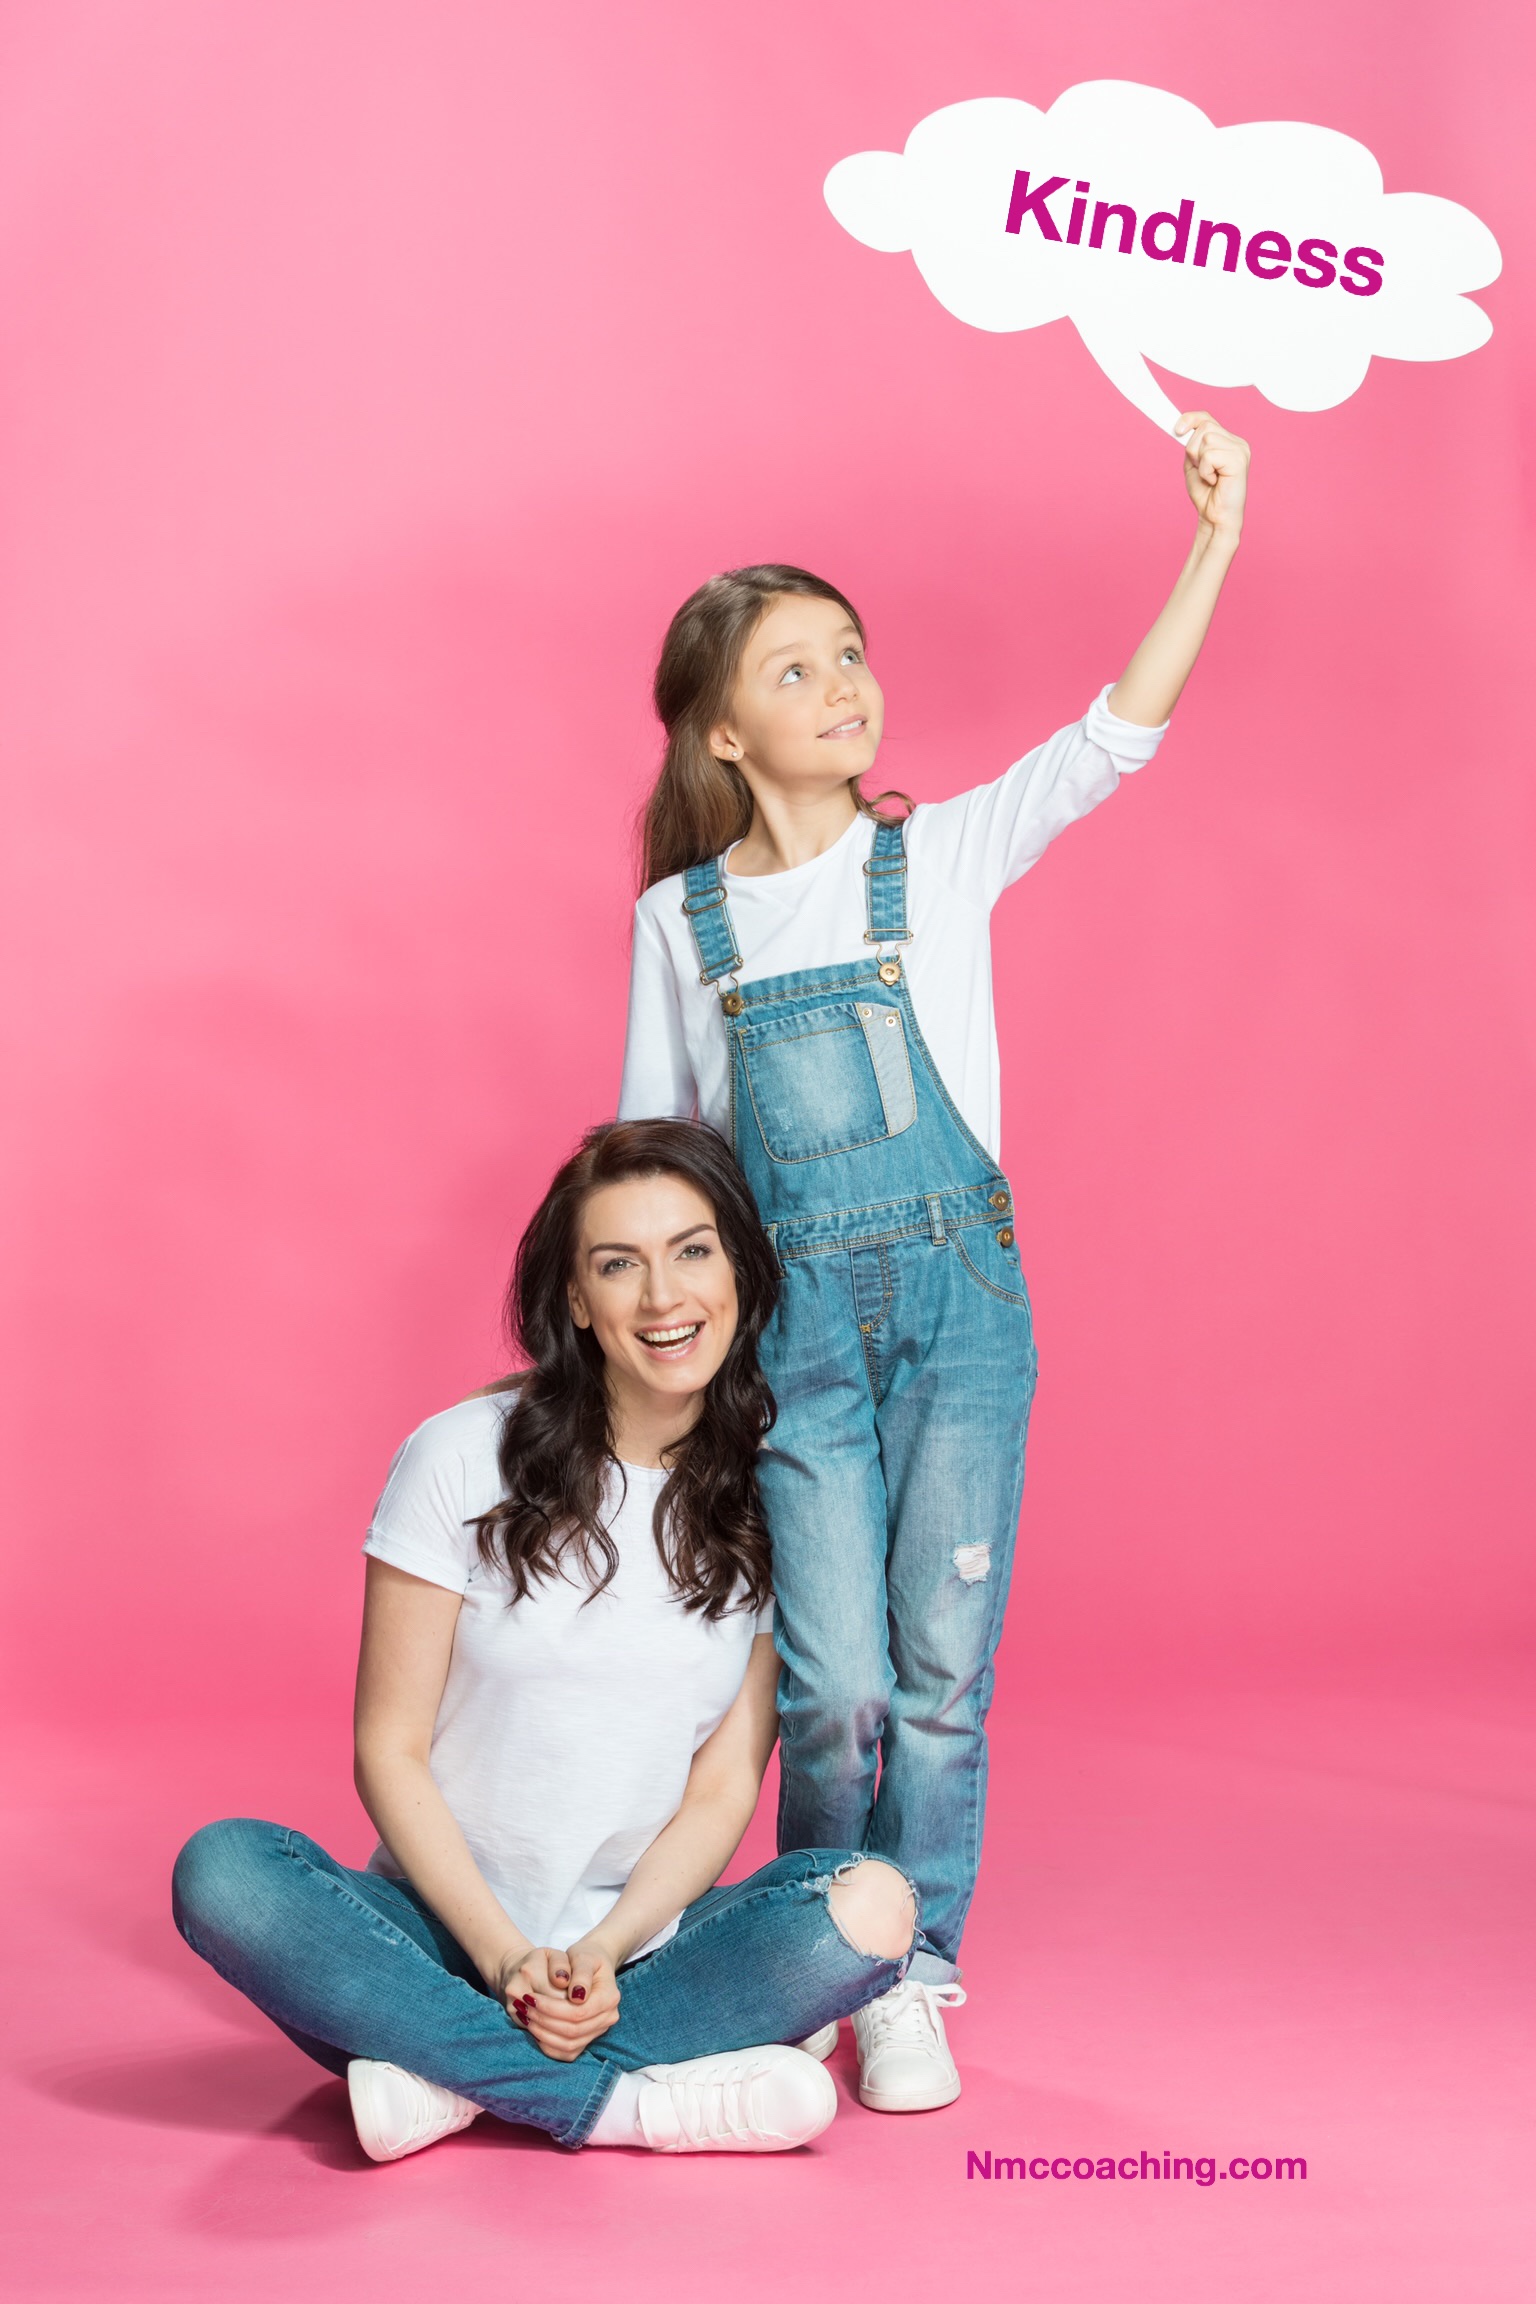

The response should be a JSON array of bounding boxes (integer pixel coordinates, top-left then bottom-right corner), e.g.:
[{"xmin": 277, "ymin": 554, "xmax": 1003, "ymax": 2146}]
[{"xmin": 617, "ymin": 686, "xmax": 1168, "ymax": 1161}]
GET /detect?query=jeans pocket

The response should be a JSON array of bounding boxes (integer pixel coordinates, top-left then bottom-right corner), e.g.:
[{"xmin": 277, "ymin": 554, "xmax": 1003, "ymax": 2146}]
[
  {"xmin": 738, "ymin": 1002, "xmax": 915, "ymax": 1162},
  {"xmin": 951, "ymin": 1224, "xmax": 1035, "ymax": 1315}
]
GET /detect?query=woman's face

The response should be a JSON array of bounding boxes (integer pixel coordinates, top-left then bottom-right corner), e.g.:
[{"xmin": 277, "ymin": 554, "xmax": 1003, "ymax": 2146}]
[
  {"xmin": 567, "ymin": 1171, "xmax": 740, "ymax": 1421},
  {"xmin": 712, "ymin": 591, "xmax": 884, "ymax": 801}
]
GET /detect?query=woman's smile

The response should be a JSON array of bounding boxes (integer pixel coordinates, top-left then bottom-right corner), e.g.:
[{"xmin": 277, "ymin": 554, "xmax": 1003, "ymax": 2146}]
[{"xmin": 635, "ymin": 1320, "xmax": 704, "ymax": 1359}]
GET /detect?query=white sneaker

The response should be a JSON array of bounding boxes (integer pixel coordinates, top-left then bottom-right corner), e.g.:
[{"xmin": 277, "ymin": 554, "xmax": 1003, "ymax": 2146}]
[
  {"xmin": 346, "ymin": 2058, "xmax": 482, "ymax": 2162},
  {"xmin": 635, "ymin": 2045, "xmax": 837, "ymax": 2153},
  {"xmin": 851, "ymin": 1980, "xmax": 967, "ymax": 2112},
  {"xmin": 792, "ymin": 2021, "xmax": 839, "ymax": 2060}
]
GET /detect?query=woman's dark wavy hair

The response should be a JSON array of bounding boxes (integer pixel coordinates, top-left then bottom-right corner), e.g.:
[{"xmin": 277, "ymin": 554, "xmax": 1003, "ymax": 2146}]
[{"xmin": 473, "ymin": 1120, "xmax": 779, "ymax": 1620}]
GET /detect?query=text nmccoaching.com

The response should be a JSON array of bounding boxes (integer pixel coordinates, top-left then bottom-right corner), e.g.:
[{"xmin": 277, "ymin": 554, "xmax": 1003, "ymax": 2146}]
[{"xmin": 967, "ymin": 2148, "xmax": 1307, "ymax": 2187}]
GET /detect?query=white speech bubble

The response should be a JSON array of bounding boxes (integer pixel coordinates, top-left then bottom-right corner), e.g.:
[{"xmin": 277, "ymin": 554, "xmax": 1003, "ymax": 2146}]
[{"xmin": 824, "ymin": 81, "xmax": 1501, "ymax": 434}]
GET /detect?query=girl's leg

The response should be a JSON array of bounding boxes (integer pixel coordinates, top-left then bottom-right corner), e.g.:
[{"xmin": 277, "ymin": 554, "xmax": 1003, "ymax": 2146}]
[
  {"xmin": 868, "ymin": 1234, "xmax": 1037, "ymax": 1979},
  {"xmin": 759, "ymin": 1255, "xmax": 896, "ymax": 1863},
  {"xmin": 171, "ymin": 1819, "xmax": 613, "ymax": 2145}
]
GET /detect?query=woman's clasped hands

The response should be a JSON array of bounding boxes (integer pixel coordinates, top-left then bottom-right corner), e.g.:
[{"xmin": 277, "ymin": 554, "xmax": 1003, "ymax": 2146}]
[{"xmin": 493, "ymin": 1937, "xmax": 623, "ymax": 2060}]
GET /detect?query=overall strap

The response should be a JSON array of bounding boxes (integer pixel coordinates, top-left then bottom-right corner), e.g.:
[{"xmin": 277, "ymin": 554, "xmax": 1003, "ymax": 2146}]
[
  {"xmin": 681, "ymin": 856, "xmax": 744, "ymax": 985},
  {"xmin": 863, "ymin": 816, "xmax": 912, "ymax": 946}
]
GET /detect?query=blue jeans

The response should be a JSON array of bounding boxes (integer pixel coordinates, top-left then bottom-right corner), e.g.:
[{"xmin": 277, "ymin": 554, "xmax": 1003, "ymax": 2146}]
[
  {"xmin": 171, "ymin": 1821, "xmax": 915, "ymax": 2147},
  {"xmin": 682, "ymin": 824, "xmax": 1039, "ymax": 1987},
  {"xmin": 761, "ymin": 1215, "xmax": 1034, "ymax": 1981}
]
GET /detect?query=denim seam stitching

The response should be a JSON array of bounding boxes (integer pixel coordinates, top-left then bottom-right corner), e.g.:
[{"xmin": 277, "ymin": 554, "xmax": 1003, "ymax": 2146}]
[
  {"xmin": 952, "ymin": 1426, "xmax": 1027, "ymax": 1958},
  {"xmin": 730, "ymin": 967, "xmax": 889, "ymax": 1006},
  {"xmin": 737, "ymin": 1017, "xmax": 866, "ymax": 1047},
  {"xmin": 949, "ymin": 1225, "xmax": 1034, "ymax": 1309},
  {"xmin": 765, "ymin": 1183, "xmax": 1003, "ymax": 1231},
  {"xmin": 855, "ymin": 1242, "xmax": 895, "ymax": 1337},
  {"xmin": 860, "ymin": 1004, "xmax": 919, "ymax": 1140},
  {"xmin": 780, "ymin": 1209, "xmax": 1005, "ymax": 1257},
  {"xmin": 738, "ymin": 1052, "xmax": 897, "ymax": 1168},
  {"xmin": 735, "ymin": 1010, "xmax": 900, "ymax": 1168},
  {"xmin": 852, "ymin": 1242, "xmax": 893, "ymax": 1404}
]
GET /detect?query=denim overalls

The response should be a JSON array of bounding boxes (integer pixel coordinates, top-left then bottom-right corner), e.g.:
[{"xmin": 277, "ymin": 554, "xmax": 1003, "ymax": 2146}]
[{"xmin": 683, "ymin": 819, "xmax": 1038, "ymax": 1982}]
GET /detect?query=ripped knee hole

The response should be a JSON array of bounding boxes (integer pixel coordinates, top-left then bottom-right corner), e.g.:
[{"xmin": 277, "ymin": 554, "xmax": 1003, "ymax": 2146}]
[{"xmin": 825, "ymin": 1857, "xmax": 918, "ymax": 1961}]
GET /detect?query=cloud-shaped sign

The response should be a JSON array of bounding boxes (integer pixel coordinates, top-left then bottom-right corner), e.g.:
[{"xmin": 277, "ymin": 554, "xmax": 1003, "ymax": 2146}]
[{"xmin": 824, "ymin": 82, "xmax": 1501, "ymax": 433}]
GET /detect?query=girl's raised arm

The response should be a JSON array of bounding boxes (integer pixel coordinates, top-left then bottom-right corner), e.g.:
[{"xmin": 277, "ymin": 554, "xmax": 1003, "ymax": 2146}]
[
  {"xmin": 1107, "ymin": 412, "xmax": 1249, "ymax": 728},
  {"xmin": 912, "ymin": 417, "xmax": 1247, "ymax": 909}
]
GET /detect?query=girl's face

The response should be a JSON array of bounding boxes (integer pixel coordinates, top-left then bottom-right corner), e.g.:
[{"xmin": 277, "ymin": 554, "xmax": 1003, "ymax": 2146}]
[
  {"xmin": 712, "ymin": 592, "xmax": 884, "ymax": 800},
  {"xmin": 567, "ymin": 1171, "xmax": 740, "ymax": 1426}
]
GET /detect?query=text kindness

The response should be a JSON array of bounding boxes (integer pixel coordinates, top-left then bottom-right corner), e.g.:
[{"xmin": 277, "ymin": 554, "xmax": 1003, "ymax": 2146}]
[{"xmin": 1005, "ymin": 169, "xmax": 1384, "ymax": 296}]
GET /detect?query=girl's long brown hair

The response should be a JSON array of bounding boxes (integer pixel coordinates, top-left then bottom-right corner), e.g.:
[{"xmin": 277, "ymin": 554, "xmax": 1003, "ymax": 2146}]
[
  {"xmin": 642, "ymin": 563, "xmax": 910, "ymax": 887},
  {"xmin": 473, "ymin": 1120, "xmax": 779, "ymax": 1620}
]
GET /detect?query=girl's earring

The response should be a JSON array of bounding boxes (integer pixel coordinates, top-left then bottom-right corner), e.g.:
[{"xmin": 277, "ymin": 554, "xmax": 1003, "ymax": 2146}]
[{"xmin": 731, "ymin": 748, "xmax": 742, "ymax": 760}]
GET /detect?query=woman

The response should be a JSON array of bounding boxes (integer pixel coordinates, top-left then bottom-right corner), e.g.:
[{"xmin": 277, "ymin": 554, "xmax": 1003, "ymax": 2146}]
[{"xmin": 172, "ymin": 1120, "xmax": 917, "ymax": 2158}]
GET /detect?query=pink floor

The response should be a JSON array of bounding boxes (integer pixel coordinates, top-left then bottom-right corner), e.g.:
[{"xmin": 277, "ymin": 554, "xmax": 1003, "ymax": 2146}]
[{"xmin": 6, "ymin": 1665, "xmax": 1530, "ymax": 2303}]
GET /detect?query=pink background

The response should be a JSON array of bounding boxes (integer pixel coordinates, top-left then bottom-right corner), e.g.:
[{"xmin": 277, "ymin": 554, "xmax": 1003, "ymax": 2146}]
[{"xmin": 2, "ymin": 4, "xmax": 1531, "ymax": 2299}]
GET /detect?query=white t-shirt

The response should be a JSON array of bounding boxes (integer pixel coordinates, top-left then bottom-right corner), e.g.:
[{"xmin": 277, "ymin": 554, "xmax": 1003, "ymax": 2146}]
[
  {"xmin": 618, "ymin": 687, "xmax": 1167, "ymax": 1159},
  {"xmin": 361, "ymin": 1392, "xmax": 772, "ymax": 1960}
]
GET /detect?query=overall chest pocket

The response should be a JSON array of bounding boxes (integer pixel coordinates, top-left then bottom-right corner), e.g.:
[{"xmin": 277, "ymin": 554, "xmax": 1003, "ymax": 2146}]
[{"xmin": 736, "ymin": 1001, "xmax": 917, "ymax": 1163}]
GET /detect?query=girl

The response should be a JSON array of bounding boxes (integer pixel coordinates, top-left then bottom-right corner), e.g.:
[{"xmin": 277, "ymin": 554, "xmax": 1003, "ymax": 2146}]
[
  {"xmin": 172, "ymin": 1120, "xmax": 918, "ymax": 2159},
  {"xmin": 618, "ymin": 413, "xmax": 1250, "ymax": 2111}
]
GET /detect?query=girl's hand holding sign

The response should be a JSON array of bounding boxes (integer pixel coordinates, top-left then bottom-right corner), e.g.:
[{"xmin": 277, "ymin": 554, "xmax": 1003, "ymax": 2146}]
[
  {"xmin": 1175, "ymin": 410, "xmax": 1251, "ymax": 541},
  {"xmin": 1106, "ymin": 412, "xmax": 1249, "ymax": 728}
]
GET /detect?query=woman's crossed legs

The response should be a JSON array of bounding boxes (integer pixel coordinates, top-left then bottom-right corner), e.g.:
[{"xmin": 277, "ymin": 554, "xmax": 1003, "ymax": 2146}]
[{"xmin": 172, "ymin": 1820, "xmax": 916, "ymax": 2149}]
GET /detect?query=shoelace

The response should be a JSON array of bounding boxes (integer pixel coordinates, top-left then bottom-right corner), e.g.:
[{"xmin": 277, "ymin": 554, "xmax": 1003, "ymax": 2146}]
[
  {"xmin": 655, "ymin": 2056, "xmax": 775, "ymax": 2146},
  {"xmin": 860, "ymin": 1980, "xmax": 967, "ymax": 2052},
  {"xmin": 393, "ymin": 2071, "xmax": 438, "ymax": 2143},
  {"xmin": 401, "ymin": 2070, "xmax": 468, "ymax": 2142}
]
